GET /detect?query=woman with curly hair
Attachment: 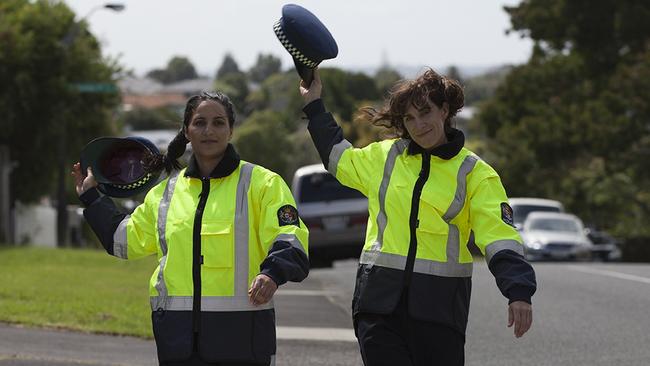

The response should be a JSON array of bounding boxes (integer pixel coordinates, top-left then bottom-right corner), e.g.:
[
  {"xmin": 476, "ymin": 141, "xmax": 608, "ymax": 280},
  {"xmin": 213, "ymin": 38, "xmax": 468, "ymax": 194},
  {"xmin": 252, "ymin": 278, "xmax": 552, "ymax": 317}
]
[{"xmin": 299, "ymin": 68, "xmax": 536, "ymax": 366}]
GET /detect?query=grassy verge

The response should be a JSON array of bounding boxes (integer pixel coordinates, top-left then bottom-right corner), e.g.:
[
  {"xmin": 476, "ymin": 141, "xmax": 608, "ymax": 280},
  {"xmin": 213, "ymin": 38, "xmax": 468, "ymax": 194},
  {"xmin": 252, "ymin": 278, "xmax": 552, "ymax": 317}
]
[{"xmin": 0, "ymin": 247, "xmax": 157, "ymax": 338}]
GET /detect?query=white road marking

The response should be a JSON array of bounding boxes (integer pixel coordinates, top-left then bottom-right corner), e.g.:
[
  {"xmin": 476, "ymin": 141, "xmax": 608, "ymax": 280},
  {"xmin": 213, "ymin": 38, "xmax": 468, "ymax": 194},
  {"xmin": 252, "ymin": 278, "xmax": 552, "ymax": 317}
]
[
  {"xmin": 276, "ymin": 326, "xmax": 356, "ymax": 342},
  {"xmin": 567, "ymin": 265, "xmax": 650, "ymax": 285},
  {"xmin": 276, "ymin": 289, "xmax": 340, "ymax": 296}
]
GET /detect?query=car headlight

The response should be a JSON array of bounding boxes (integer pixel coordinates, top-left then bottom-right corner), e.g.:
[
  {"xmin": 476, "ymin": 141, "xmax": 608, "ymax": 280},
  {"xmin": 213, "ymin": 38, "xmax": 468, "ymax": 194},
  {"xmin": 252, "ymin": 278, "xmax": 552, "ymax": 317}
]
[{"xmin": 527, "ymin": 241, "xmax": 543, "ymax": 250}]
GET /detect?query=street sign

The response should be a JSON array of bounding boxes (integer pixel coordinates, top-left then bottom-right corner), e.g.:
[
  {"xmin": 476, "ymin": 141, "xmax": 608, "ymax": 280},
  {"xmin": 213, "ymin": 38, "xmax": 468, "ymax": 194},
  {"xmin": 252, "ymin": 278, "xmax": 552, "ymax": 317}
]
[{"xmin": 69, "ymin": 83, "xmax": 118, "ymax": 93}]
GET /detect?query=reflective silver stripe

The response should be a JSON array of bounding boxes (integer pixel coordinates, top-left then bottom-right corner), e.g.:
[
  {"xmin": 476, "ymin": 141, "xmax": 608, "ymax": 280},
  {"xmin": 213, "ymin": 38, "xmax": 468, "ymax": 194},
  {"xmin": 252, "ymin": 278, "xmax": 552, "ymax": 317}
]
[
  {"xmin": 150, "ymin": 296, "xmax": 274, "ymax": 312},
  {"xmin": 360, "ymin": 250, "xmax": 405, "ymax": 270},
  {"xmin": 442, "ymin": 155, "xmax": 479, "ymax": 222},
  {"xmin": 442, "ymin": 155, "xmax": 478, "ymax": 266},
  {"xmin": 327, "ymin": 139, "xmax": 352, "ymax": 178},
  {"xmin": 446, "ymin": 224, "xmax": 461, "ymax": 263},
  {"xmin": 360, "ymin": 250, "xmax": 472, "ymax": 277},
  {"xmin": 373, "ymin": 139, "xmax": 409, "ymax": 251},
  {"xmin": 485, "ymin": 239, "xmax": 525, "ymax": 263},
  {"xmin": 274, "ymin": 233, "xmax": 306, "ymax": 254},
  {"xmin": 235, "ymin": 163, "xmax": 254, "ymax": 298},
  {"xmin": 270, "ymin": 355, "xmax": 276, "ymax": 366},
  {"xmin": 153, "ymin": 170, "xmax": 180, "ymax": 310},
  {"xmin": 413, "ymin": 257, "xmax": 473, "ymax": 277},
  {"xmin": 112, "ymin": 215, "xmax": 130, "ymax": 259}
]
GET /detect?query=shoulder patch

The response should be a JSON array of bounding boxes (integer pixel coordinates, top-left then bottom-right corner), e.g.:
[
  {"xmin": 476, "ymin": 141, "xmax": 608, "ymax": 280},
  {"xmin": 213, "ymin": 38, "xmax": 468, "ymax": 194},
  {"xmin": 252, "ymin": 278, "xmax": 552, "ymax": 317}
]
[
  {"xmin": 501, "ymin": 202, "xmax": 515, "ymax": 227},
  {"xmin": 277, "ymin": 205, "xmax": 300, "ymax": 227}
]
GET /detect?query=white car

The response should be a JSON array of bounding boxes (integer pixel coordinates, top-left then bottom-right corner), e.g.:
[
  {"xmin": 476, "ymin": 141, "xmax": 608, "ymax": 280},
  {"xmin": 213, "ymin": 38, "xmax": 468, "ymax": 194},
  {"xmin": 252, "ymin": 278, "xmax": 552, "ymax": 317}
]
[
  {"xmin": 292, "ymin": 164, "xmax": 368, "ymax": 266},
  {"xmin": 509, "ymin": 197, "xmax": 564, "ymax": 230},
  {"xmin": 521, "ymin": 212, "xmax": 592, "ymax": 261}
]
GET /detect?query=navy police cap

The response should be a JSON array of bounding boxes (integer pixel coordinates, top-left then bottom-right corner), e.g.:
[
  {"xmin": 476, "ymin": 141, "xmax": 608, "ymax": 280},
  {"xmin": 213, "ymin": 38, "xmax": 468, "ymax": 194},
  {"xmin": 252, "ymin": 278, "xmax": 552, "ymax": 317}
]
[
  {"xmin": 80, "ymin": 136, "xmax": 162, "ymax": 198},
  {"xmin": 274, "ymin": 4, "xmax": 338, "ymax": 84}
]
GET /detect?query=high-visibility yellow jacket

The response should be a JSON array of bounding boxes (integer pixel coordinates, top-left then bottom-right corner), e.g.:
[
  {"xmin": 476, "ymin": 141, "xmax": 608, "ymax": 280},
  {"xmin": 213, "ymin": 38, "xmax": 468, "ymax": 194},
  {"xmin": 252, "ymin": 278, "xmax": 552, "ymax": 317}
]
[
  {"xmin": 304, "ymin": 99, "xmax": 536, "ymax": 334},
  {"xmin": 81, "ymin": 144, "xmax": 309, "ymax": 364}
]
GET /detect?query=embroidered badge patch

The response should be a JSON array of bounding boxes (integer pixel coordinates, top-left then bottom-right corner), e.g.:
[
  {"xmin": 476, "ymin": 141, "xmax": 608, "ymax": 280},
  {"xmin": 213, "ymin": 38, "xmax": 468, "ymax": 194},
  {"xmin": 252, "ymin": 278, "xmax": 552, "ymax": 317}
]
[
  {"xmin": 501, "ymin": 202, "xmax": 515, "ymax": 227},
  {"xmin": 277, "ymin": 205, "xmax": 300, "ymax": 227}
]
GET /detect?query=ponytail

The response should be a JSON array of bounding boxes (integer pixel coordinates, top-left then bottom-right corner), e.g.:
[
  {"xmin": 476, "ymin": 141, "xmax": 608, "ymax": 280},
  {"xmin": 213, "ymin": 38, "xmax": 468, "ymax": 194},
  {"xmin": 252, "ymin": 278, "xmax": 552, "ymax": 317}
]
[{"xmin": 143, "ymin": 129, "xmax": 188, "ymax": 174}]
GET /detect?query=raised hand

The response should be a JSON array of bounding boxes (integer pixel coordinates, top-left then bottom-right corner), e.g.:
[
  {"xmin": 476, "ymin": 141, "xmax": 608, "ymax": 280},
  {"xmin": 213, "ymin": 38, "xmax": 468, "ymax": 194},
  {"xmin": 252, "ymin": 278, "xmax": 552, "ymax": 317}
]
[{"xmin": 299, "ymin": 68, "xmax": 323, "ymax": 106}]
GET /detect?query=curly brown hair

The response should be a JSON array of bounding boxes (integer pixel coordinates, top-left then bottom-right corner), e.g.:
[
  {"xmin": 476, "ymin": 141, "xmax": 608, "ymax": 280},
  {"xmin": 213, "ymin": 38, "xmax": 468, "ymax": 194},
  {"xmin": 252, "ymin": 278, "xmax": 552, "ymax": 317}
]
[{"xmin": 359, "ymin": 68, "xmax": 464, "ymax": 139}]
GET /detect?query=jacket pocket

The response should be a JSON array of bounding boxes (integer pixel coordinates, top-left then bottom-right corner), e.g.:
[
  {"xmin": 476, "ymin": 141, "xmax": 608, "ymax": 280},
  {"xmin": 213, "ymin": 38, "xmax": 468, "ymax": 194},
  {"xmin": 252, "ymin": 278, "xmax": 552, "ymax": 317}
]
[
  {"xmin": 201, "ymin": 220, "xmax": 233, "ymax": 268},
  {"xmin": 415, "ymin": 227, "xmax": 448, "ymax": 262},
  {"xmin": 354, "ymin": 264, "xmax": 403, "ymax": 315},
  {"xmin": 408, "ymin": 274, "xmax": 472, "ymax": 335},
  {"xmin": 151, "ymin": 310, "xmax": 193, "ymax": 362},
  {"xmin": 199, "ymin": 310, "xmax": 275, "ymax": 363}
]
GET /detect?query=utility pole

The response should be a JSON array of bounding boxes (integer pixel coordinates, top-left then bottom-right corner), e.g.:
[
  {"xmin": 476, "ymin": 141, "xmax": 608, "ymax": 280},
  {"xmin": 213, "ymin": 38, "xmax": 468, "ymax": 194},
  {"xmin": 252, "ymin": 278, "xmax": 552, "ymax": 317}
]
[{"xmin": 0, "ymin": 146, "xmax": 16, "ymax": 244}]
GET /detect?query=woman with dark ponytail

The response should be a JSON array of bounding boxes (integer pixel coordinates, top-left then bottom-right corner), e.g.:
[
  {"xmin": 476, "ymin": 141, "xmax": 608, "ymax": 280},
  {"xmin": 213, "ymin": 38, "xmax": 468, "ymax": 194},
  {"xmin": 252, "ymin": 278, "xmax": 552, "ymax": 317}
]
[
  {"xmin": 299, "ymin": 68, "xmax": 536, "ymax": 366},
  {"xmin": 72, "ymin": 91, "xmax": 310, "ymax": 366}
]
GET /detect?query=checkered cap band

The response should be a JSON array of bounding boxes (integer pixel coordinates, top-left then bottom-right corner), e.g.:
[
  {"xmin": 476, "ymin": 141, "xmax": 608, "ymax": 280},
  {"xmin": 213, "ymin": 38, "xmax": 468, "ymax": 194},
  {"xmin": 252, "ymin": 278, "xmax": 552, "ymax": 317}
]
[
  {"xmin": 109, "ymin": 173, "xmax": 153, "ymax": 190},
  {"xmin": 274, "ymin": 20, "xmax": 319, "ymax": 69}
]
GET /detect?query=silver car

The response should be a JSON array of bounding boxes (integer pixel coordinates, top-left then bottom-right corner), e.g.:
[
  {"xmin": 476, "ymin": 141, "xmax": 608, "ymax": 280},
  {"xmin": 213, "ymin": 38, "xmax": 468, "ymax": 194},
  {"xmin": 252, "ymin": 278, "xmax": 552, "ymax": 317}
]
[
  {"xmin": 521, "ymin": 212, "xmax": 592, "ymax": 261},
  {"xmin": 292, "ymin": 164, "xmax": 368, "ymax": 266},
  {"xmin": 509, "ymin": 197, "xmax": 564, "ymax": 230}
]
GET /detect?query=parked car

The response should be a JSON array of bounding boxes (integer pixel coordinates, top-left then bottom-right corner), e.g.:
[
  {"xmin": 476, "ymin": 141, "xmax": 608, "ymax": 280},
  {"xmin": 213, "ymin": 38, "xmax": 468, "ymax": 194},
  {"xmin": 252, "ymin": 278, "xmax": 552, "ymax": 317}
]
[
  {"xmin": 292, "ymin": 164, "xmax": 368, "ymax": 266},
  {"xmin": 585, "ymin": 227, "xmax": 622, "ymax": 262},
  {"xmin": 509, "ymin": 197, "xmax": 564, "ymax": 230},
  {"xmin": 520, "ymin": 212, "xmax": 592, "ymax": 261}
]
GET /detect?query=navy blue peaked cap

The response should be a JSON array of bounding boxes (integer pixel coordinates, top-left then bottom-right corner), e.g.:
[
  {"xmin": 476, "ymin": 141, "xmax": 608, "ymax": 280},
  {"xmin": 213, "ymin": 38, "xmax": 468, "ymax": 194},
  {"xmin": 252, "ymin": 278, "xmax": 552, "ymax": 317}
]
[
  {"xmin": 80, "ymin": 136, "xmax": 162, "ymax": 198},
  {"xmin": 274, "ymin": 4, "xmax": 338, "ymax": 84}
]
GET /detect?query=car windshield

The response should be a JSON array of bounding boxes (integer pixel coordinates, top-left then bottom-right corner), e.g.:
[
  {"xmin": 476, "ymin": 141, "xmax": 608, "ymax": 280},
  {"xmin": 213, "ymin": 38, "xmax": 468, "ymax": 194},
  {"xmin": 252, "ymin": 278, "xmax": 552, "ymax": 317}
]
[
  {"xmin": 512, "ymin": 205, "xmax": 561, "ymax": 224},
  {"xmin": 528, "ymin": 218, "xmax": 580, "ymax": 233},
  {"xmin": 299, "ymin": 172, "xmax": 365, "ymax": 203}
]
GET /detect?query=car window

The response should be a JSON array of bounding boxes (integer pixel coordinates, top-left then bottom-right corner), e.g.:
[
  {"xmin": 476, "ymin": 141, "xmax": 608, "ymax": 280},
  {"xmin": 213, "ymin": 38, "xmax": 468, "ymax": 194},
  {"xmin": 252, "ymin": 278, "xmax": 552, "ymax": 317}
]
[
  {"xmin": 299, "ymin": 172, "xmax": 365, "ymax": 203},
  {"xmin": 512, "ymin": 205, "xmax": 561, "ymax": 224},
  {"xmin": 528, "ymin": 218, "xmax": 579, "ymax": 233}
]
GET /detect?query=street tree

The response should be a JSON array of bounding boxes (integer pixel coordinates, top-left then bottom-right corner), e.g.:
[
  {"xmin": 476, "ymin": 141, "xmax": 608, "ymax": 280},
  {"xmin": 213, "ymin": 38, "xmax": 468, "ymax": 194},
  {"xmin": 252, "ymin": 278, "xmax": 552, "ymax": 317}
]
[
  {"xmin": 446, "ymin": 65, "xmax": 463, "ymax": 85},
  {"xmin": 119, "ymin": 107, "xmax": 180, "ymax": 130},
  {"xmin": 374, "ymin": 66, "xmax": 402, "ymax": 96},
  {"xmin": 249, "ymin": 54, "xmax": 282, "ymax": 83},
  {"xmin": 214, "ymin": 72, "xmax": 249, "ymax": 120},
  {"xmin": 232, "ymin": 110, "xmax": 294, "ymax": 180},
  {"xmin": 146, "ymin": 56, "xmax": 198, "ymax": 84},
  {"xmin": 0, "ymin": 0, "xmax": 120, "ymax": 203},
  {"xmin": 216, "ymin": 53, "xmax": 241, "ymax": 80},
  {"xmin": 477, "ymin": 0, "xmax": 650, "ymax": 238}
]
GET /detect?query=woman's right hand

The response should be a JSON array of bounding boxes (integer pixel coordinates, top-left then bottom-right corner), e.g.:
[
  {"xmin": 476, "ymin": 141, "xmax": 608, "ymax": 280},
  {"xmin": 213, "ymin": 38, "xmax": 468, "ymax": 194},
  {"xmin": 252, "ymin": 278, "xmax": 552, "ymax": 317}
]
[
  {"xmin": 71, "ymin": 162, "xmax": 98, "ymax": 196},
  {"xmin": 299, "ymin": 68, "xmax": 322, "ymax": 106}
]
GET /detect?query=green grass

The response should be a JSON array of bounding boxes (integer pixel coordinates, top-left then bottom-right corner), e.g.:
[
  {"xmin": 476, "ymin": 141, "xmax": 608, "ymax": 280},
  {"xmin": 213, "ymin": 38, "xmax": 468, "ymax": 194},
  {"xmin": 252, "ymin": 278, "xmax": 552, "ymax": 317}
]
[{"xmin": 0, "ymin": 247, "xmax": 157, "ymax": 338}]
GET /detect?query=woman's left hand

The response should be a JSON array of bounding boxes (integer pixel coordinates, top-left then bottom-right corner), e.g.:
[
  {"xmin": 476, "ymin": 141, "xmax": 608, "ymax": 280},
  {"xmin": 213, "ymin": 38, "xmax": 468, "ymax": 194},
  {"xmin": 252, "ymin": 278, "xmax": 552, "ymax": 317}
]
[
  {"xmin": 248, "ymin": 274, "xmax": 278, "ymax": 306},
  {"xmin": 508, "ymin": 301, "xmax": 533, "ymax": 338}
]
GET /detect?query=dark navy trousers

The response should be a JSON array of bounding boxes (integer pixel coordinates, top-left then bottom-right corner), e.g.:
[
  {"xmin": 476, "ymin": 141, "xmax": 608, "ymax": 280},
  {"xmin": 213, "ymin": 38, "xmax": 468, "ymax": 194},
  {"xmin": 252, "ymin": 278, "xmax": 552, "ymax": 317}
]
[{"xmin": 354, "ymin": 292, "xmax": 465, "ymax": 366}]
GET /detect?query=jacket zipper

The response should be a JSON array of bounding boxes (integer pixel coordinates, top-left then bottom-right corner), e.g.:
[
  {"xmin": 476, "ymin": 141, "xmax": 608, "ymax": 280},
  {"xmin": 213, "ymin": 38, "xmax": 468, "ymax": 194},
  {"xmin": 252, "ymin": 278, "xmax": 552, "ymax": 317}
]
[
  {"xmin": 192, "ymin": 177, "xmax": 210, "ymax": 333},
  {"xmin": 404, "ymin": 152, "xmax": 431, "ymax": 288}
]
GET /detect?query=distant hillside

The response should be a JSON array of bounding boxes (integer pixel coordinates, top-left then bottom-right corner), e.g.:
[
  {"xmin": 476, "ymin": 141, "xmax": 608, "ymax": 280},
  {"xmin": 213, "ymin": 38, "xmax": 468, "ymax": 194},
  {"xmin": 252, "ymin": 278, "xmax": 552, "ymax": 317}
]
[{"xmin": 342, "ymin": 64, "xmax": 513, "ymax": 79}]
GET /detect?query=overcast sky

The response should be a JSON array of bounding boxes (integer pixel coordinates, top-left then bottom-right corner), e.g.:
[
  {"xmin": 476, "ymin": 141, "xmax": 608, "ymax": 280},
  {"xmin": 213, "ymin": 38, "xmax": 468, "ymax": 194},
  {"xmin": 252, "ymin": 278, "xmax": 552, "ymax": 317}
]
[{"xmin": 62, "ymin": 0, "xmax": 532, "ymax": 77}]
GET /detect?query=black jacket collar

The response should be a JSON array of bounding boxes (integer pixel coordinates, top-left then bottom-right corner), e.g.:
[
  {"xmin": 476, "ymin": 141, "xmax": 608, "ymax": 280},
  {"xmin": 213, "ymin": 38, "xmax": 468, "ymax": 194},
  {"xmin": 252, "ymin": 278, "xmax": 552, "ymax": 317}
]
[
  {"xmin": 184, "ymin": 143, "xmax": 241, "ymax": 179},
  {"xmin": 407, "ymin": 128, "xmax": 465, "ymax": 160}
]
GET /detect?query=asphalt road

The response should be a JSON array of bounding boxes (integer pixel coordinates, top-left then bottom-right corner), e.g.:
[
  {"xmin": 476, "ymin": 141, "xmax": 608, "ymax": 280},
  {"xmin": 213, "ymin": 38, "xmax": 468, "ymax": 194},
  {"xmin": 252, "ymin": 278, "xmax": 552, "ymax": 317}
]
[{"xmin": 2, "ymin": 260, "xmax": 650, "ymax": 365}]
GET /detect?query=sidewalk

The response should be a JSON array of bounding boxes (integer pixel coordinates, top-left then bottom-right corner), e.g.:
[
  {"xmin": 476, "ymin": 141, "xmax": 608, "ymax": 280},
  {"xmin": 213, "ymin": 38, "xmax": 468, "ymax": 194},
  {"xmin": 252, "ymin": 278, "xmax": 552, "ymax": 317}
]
[{"xmin": 0, "ymin": 323, "xmax": 157, "ymax": 366}]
